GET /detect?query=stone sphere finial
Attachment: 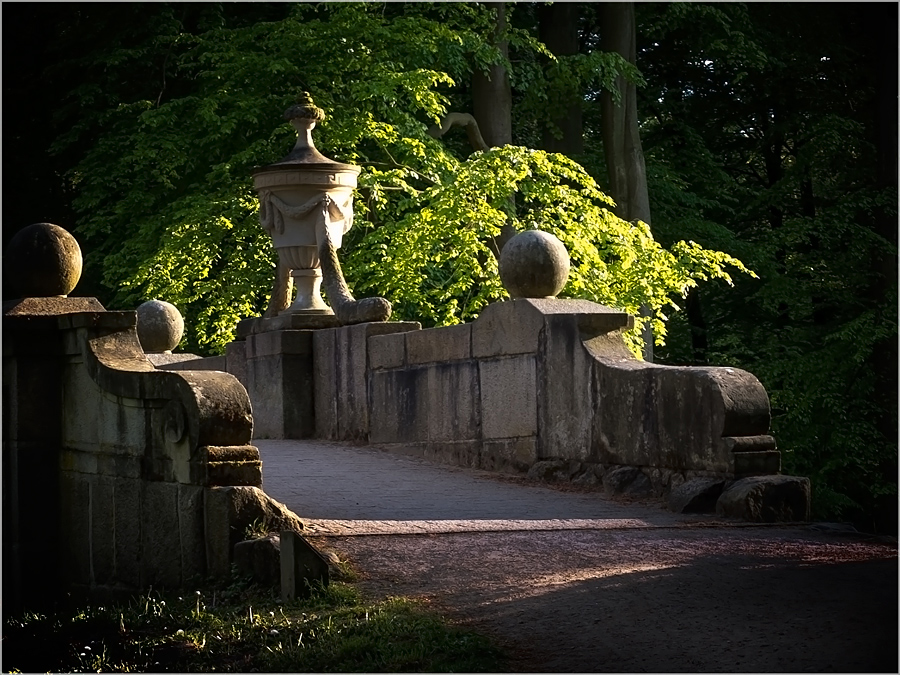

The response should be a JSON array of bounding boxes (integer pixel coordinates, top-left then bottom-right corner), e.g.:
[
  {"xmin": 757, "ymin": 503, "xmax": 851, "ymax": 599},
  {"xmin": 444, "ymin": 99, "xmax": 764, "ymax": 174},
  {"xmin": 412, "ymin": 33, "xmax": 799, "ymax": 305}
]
[
  {"xmin": 4, "ymin": 223, "xmax": 83, "ymax": 298},
  {"xmin": 136, "ymin": 299, "xmax": 185, "ymax": 353},
  {"xmin": 499, "ymin": 230, "xmax": 571, "ymax": 299}
]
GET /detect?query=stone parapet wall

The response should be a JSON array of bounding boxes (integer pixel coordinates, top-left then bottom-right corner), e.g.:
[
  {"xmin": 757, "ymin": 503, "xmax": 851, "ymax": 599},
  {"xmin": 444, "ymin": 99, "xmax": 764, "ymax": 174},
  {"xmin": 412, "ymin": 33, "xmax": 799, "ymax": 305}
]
[
  {"xmin": 313, "ymin": 322, "xmax": 422, "ymax": 441},
  {"xmin": 3, "ymin": 300, "xmax": 301, "ymax": 608},
  {"xmin": 220, "ymin": 295, "xmax": 802, "ymax": 521},
  {"xmin": 310, "ymin": 298, "xmax": 780, "ymax": 482}
]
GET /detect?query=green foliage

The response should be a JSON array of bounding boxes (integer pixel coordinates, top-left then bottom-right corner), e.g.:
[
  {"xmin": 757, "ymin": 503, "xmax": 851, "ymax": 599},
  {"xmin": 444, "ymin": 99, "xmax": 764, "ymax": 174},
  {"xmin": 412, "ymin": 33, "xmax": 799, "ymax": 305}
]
[
  {"xmin": 638, "ymin": 2, "xmax": 897, "ymax": 526},
  {"xmin": 2, "ymin": 583, "xmax": 504, "ymax": 673},
  {"xmin": 50, "ymin": 1, "xmax": 748, "ymax": 359},
  {"xmin": 348, "ymin": 144, "xmax": 752, "ymax": 355},
  {"xmin": 51, "ymin": 2, "xmax": 501, "ymax": 354}
]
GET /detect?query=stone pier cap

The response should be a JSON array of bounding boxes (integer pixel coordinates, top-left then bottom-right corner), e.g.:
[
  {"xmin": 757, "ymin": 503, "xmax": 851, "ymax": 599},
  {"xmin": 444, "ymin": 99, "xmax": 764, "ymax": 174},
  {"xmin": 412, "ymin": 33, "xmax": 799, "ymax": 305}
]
[{"xmin": 472, "ymin": 297, "xmax": 634, "ymax": 358}]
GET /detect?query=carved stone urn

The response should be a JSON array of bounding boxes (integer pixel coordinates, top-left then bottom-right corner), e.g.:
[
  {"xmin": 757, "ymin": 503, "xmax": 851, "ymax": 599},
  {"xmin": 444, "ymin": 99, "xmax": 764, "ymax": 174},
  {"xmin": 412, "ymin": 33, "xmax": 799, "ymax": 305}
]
[{"xmin": 253, "ymin": 93, "xmax": 390, "ymax": 326}]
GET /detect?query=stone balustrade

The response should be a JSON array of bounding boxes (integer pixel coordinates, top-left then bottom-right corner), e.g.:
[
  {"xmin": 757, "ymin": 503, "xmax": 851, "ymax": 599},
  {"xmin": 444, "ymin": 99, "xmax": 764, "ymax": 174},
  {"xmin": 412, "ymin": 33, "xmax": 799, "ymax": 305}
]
[{"xmin": 3, "ymin": 223, "xmax": 304, "ymax": 610}]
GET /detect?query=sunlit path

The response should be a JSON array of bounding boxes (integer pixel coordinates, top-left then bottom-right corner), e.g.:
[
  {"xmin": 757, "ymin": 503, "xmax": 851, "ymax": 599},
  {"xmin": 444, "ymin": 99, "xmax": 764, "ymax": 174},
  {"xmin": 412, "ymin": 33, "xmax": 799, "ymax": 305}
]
[{"xmin": 255, "ymin": 439, "xmax": 701, "ymax": 532}]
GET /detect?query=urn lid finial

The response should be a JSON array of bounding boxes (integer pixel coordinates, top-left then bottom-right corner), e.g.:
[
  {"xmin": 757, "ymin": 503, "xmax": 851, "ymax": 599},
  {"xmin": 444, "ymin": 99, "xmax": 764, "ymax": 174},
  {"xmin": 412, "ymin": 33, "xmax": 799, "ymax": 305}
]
[
  {"xmin": 253, "ymin": 91, "xmax": 359, "ymax": 173},
  {"xmin": 284, "ymin": 91, "xmax": 326, "ymax": 123}
]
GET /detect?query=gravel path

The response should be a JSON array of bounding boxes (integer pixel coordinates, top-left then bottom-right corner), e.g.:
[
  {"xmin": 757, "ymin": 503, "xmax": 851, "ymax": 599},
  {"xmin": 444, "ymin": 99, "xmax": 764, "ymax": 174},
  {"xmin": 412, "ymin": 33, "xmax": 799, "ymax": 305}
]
[
  {"xmin": 258, "ymin": 440, "xmax": 898, "ymax": 672},
  {"xmin": 318, "ymin": 527, "xmax": 896, "ymax": 672}
]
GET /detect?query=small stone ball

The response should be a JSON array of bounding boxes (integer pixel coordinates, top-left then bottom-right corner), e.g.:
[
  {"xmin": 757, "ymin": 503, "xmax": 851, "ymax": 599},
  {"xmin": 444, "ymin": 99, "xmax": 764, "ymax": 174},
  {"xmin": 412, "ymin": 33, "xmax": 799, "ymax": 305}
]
[
  {"xmin": 499, "ymin": 230, "xmax": 570, "ymax": 299},
  {"xmin": 136, "ymin": 299, "xmax": 185, "ymax": 353},
  {"xmin": 5, "ymin": 223, "xmax": 83, "ymax": 297}
]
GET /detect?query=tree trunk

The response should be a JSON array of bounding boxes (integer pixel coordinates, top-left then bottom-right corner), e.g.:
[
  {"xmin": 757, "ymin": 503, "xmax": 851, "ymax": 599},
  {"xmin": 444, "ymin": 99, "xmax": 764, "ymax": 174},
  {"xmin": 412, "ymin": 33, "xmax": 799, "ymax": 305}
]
[
  {"xmin": 472, "ymin": 1, "xmax": 516, "ymax": 255},
  {"xmin": 472, "ymin": 2, "xmax": 512, "ymax": 148},
  {"xmin": 598, "ymin": 1, "xmax": 654, "ymax": 360},
  {"xmin": 539, "ymin": 2, "xmax": 584, "ymax": 156}
]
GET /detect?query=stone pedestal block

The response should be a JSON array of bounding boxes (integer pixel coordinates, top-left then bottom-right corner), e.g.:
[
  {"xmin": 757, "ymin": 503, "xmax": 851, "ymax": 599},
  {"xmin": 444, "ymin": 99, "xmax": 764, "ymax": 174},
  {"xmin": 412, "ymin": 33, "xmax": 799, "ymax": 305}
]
[
  {"xmin": 245, "ymin": 330, "xmax": 315, "ymax": 439},
  {"xmin": 538, "ymin": 314, "xmax": 594, "ymax": 461}
]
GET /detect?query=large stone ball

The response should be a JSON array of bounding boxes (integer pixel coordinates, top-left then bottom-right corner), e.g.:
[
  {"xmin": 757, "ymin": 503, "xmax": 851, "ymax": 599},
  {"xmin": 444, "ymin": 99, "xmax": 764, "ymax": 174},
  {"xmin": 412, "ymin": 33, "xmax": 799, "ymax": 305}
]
[
  {"xmin": 499, "ymin": 230, "xmax": 571, "ymax": 299},
  {"xmin": 5, "ymin": 223, "xmax": 83, "ymax": 297},
  {"xmin": 136, "ymin": 299, "xmax": 185, "ymax": 353}
]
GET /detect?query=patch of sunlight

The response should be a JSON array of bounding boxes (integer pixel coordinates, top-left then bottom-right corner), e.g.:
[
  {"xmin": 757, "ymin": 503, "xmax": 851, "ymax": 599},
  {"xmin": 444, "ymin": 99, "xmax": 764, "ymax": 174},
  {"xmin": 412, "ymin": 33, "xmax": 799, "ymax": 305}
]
[
  {"xmin": 303, "ymin": 518, "xmax": 659, "ymax": 535},
  {"xmin": 528, "ymin": 563, "xmax": 682, "ymax": 590}
]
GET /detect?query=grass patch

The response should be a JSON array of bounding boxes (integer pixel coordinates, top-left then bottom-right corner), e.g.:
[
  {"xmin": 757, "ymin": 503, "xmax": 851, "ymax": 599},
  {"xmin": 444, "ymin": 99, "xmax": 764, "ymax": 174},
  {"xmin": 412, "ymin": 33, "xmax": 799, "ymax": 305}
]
[{"xmin": 2, "ymin": 576, "xmax": 506, "ymax": 673}]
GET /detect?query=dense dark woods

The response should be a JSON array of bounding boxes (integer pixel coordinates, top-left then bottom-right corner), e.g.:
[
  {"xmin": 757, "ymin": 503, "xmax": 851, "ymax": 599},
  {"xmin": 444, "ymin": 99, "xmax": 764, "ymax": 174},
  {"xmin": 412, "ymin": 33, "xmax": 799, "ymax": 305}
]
[{"xmin": 2, "ymin": 2, "xmax": 896, "ymax": 529}]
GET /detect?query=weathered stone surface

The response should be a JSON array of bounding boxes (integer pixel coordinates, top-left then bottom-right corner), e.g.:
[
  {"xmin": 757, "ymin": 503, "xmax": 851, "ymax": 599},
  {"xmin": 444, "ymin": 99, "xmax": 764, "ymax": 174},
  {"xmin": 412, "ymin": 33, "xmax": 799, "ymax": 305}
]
[
  {"xmin": 722, "ymin": 435, "xmax": 777, "ymax": 452},
  {"xmin": 5, "ymin": 222, "xmax": 83, "ymax": 298},
  {"xmin": 215, "ymin": 485, "xmax": 305, "ymax": 541},
  {"xmin": 312, "ymin": 328, "xmax": 339, "ymax": 438},
  {"xmin": 136, "ymin": 299, "xmax": 184, "ymax": 353},
  {"xmin": 141, "ymin": 481, "xmax": 181, "ymax": 588},
  {"xmin": 572, "ymin": 466, "xmax": 603, "ymax": 488},
  {"xmin": 423, "ymin": 440, "xmax": 480, "ymax": 468},
  {"xmin": 407, "ymin": 323, "xmax": 472, "ymax": 365},
  {"xmin": 203, "ymin": 445, "xmax": 263, "ymax": 487},
  {"xmin": 178, "ymin": 484, "xmax": 207, "ymax": 584},
  {"xmin": 426, "ymin": 362, "xmax": 479, "ymax": 442},
  {"xmin": 76, "ymin": 321, "xmax": 253, "ymax": 456},
  {"xmin": 603, "ymin": 466, "xmax": 653, "ymax": 496},
  {"xmin": 236, "ymin": 312, "xmax": 341, "ymax": 339},
  {"xmin": 281, "ymin": 530, "xmax": 329, "ymax": 600},
  {"xmin": 368, "ymin": 331, "xmax": 408, "ymax": 370},
  {"xmin": 247, "ymin": 328, "xmax": 313, "ymax": 358},
  {"xmin": 472, "ymin": 298, "xmax": 630, "ymax": 359},
  {"xmin": 157, "ymin": 355, "xmax": 228, "ymax": 372},
  {"xmin": 591, "ymin": 333, "xmax": 773, "ymax": 474},
  {"xmin": 368, "ymin": 367, "xmax": 430, "ymax": 444},
  {"xmin": 334, "ymin": 323, "xmax": 375, "ymax": 440},
  {"xmin": 91, "ymin": 479, "xmax": 116, "ymax": 583},
  {"xmin": 716, "ymin": 475, "xmax": 811, "ymax": 523},
  {"xmin": 148, "ymin": 353, "xmax": 206, "ymax": 368},
  {"xmin": 113, "ymin": 477, "xmax": 142, "ymax": 587},
  {"xmin": 482, "ymin": 438, "xmax": 537, "ymax": 473},
  {"xmin": 731, "ymin": 450, "xmax": 782, "ymax": 476},
  {"xmin": 315, "ymin": 322, "xmax": 420, "ymax": 441},
  {"xmin": 205, "ymin": 486, "xmax": 306, "ymax": 581},
  {"xmin": 472, "ymin": 300, "xmax": 546, "ymax": 358},
  {"xmin": 225, "ymin": 340, "xmax": 248, "ymax": 389},
  {"xmin": 527, "ymin": 459, "xmax": 583, "ymax": 482},
  {"xmin": 668, "ymin": 477, "xmax": 726, "ymax": 514},
  {"xmin": 3, "ymin": 296, "xmax": 104, "ymax": 316},
  {"xmin": 499, "ymin": 229, "xmax": 570, "ymax": 299},
  {"xmin": 480, "ymin": 356, "xmax": 538, "ymax": 439},
  {"xmin": 58, "ymin": 477, "xmax": 91, "ymax": 587},
  {"xmin": 247, "ymin": 329, "xmax": 314, "ymax": 439},
  {"xmin": 63, "ymin": 362, "xmax": 146, "ymax": 457},
  {"xmin": 538, "ymin": 314, "xmax": 594, "ymax": 461},
  {"xmin": 234, "ymin": 534, "xmax": 281, "ymax": 586}
]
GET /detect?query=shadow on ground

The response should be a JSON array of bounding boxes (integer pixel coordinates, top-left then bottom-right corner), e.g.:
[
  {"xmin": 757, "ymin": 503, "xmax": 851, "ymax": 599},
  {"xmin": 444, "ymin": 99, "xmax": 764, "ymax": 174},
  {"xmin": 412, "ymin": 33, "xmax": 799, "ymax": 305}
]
[{"xmin": 325, "ymin": 528, "xmax": 898, "ymax": 673}]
